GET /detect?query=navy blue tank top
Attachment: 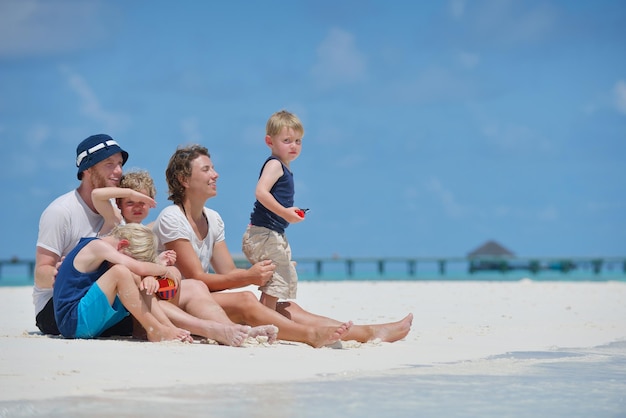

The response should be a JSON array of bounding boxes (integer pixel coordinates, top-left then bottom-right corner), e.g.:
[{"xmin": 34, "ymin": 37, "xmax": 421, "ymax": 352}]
[
  {"xmin": 249, "ymin": 156, "xmax": 294, "ymax": 234},
  {"xmin": 53, "ymin": 237, "xmax": 110, "ymax": 337}
]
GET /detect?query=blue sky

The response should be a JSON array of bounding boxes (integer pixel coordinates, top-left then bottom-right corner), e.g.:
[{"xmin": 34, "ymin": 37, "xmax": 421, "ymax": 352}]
[{"xmin": 0, "ymin": 0, "xmax": 624, "ymax": 261}]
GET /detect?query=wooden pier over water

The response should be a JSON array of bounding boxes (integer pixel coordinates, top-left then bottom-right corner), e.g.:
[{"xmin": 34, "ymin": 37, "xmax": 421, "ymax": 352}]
[
  {"xmin": 0, "ymin": 258, "xmax": 35, "ymax": 279},
  {"xmin": 2, "ymin": 256, "xmax": 625, "ymax": 281},
  {"xmin": 290, "ymin": 256, "xmax": 626, "ymax": 277}
]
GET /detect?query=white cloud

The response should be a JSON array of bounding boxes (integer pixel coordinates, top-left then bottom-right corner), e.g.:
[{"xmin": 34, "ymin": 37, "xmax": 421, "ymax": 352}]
[
  {"xmin": 493, "ymin": 204, "xmax": 558, "ymax": 222},
  {"xmin": 449, "ymin": 0, "xmax": 466, "ymax": 19},
  {"xmin": 390, "ymin": 67, "xmax": 476, "ymax": 104},
  {"xmin": 25, "ymin": 124, "xmax": 50, "ymax": 149},
  {"xmin": 0, "ymin": 0, "xmax": 112, "ymax": 58},
  {"xmin": 335, "ymin": 153, "xmax": 365, "ymax": 169},
  {"xmin": 457, "ymin": 51, "xmax": 480, "ymax": 69},
  {"xmin": 60, "ymin": 66, "xmax": 129, "ymax": 131},
  {"xmin": 481, "ymin": 122, "xmax": 552, "ymax": 153},
  {"xmin": 537, "ymin": 205, "xmax": 558, "ymax": 221},
  {"xmin": 6, "ymin": 124, "xmax": 49, "ymax": 177},
  {"xmin": 181, "ymin": 117, "xmax": 202, "ymax": 143},
  {"xmin": 311, "ymin": 124, "xmax": 344, "ymax": 145},
  {"xmin": 470, "ymin": 0, "xmax": 557, "ymax": 45},
  {"xmin": 311, "ymin": 28, "xmax": 367, "ymax": 88},
  {"xmin": 426, "ymin": 177, "xmax": 465, "ymax": 218},
  {"xmin": 614, "ymin": 80, "xmax": 626, "ymax": 115}
]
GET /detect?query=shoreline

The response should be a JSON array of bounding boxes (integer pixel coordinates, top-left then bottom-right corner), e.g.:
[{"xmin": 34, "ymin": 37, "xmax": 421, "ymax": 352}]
[{"xmin": 1, "ymin": 280, "xmax": 626, "ymax": 403}]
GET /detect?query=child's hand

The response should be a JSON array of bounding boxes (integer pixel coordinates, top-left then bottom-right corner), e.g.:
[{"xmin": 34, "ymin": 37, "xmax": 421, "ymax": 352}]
[
  {"xmin": 51, "ymin": 256, "xmax": 66, "ymax": 285},
  {"xmin": 163, "ymin": 267, "xmax": 182, "ymax": 287},
  {"xmin": 285, "ymin": 207, "xmax": 307, "ymax": 224},
  {"xmin": 55, "ymin": 256, "xmax": 66, "ymax": 270},
  {"xmin": 157, "ymin": 250, "xmax": 177, "ymax": 266},
  {"xmin": 140, "ymin": 275, "xmax": 159, "ymax": 295}
]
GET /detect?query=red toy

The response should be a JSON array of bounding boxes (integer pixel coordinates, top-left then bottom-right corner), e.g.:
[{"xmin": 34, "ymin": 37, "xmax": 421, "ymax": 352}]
[
  {"xmin": 295, "ymin": 208, "xmax": 309, "ymax": 218},
  {"xmin": 156, "ymin": 277, "xmax": 177, "ymax": 300}
]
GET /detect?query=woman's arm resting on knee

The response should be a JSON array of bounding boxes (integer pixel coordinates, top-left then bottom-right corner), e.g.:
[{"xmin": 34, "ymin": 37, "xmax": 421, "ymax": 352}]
[{"xmin": 166, "ymin": 239, "xmax": 273, "ymax": 291}]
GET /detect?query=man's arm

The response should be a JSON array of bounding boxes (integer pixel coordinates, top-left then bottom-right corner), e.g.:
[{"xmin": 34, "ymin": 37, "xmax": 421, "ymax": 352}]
[{"xmin": 34, "ymin": 246, "xmax": 60, "ymax": 289}]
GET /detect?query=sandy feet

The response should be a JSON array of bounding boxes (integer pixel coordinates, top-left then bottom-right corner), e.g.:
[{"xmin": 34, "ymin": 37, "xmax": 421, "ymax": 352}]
[
  {"xmin": 312, "ymin": 321, "xmax": 353, "ymax": 348},
  {"xmin": 371, "ymin": 313, "xmax": 413, "ymax": 343},
  {"xmin": 211, "ymin": 324, "xmax": 251, "ymax": 347},
  {"xmin": 248, "ymin": 324, "xmax": 279, "ymax": 344},
  {"xmin": 147, "ymin": 325, "xmax": 193, "ymax": 343},
  {"xmin": 209, "ymin": 324, "xmax": 279, "ymax": 347}
]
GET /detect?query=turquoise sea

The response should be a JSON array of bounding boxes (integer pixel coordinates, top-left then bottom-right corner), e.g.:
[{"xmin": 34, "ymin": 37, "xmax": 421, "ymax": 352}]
[
  {"xmin": 2, "ymin": 272, "xmax": 626, "ymax": 287},
  {"xmin": 2, "ymin": 256, "xmax": 625, "ymax": 285}
]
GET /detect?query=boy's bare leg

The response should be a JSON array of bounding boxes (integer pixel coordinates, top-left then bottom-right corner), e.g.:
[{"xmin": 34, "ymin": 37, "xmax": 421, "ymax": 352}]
[
  {"xmin": 259, "ymin": 292, "xmax": 278, "ymax": 311},
  {"xmin": 97, "ymin": 264, "xmax": 191, "ymax": 342}
]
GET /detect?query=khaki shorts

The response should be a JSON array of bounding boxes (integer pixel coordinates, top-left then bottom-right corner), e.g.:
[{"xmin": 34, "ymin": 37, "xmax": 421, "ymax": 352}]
[{"xmin": 242, "ymin": 225, "xmax": 297, "ymax": 299}]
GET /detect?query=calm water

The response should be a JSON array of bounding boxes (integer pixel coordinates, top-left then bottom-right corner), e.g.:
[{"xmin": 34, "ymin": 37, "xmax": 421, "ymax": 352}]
[
  {"xmin": 1, "ymin": 341, "xmax": 624, "ymax": 417},
  {"xmin": 2, "ymin": 256, "xmax": 625, "ymax": 286},
  {"xmin": 2, "ymin": 271, "xmax": 626, "ymax": 287}
]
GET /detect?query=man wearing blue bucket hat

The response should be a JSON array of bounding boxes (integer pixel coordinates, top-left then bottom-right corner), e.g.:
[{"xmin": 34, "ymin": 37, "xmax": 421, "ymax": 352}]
[
  {"xmin": 75, "ymin": 134, "xmax": 128, "ymax": 180},
  {"xmin": 34, "ymin": 134, "xmax": 133, "ymax": 336}
]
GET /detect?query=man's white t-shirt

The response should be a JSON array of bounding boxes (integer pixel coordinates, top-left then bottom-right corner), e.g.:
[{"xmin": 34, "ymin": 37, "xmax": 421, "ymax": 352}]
[
  {"xmin": 152, "ymin": 205, "xmax": 225, "ymax": 277},
  {"xmin": 34, "ymin": 190, "xmax": 104, "ymax": 315}
]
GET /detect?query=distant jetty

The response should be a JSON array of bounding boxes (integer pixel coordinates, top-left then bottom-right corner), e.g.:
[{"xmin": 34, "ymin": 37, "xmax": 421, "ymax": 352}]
[{"xmin": 3, "ymin": 245, "xmax": 625, "ymax": 281}]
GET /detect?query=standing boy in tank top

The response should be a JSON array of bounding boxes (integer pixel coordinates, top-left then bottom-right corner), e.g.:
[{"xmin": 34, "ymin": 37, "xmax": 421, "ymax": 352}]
[{"xmin": 242, "ymin": 110, "xmax": 307, "ymax": 311}]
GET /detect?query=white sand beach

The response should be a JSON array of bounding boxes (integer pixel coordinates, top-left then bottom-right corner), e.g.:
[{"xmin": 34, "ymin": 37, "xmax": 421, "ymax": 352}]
[{"xmin": 1, "ymin": 280, "xmax": 625, "ymax": 415}]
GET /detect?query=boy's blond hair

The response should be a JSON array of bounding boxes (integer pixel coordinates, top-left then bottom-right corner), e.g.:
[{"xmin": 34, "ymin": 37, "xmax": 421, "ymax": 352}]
[
  {"xmin": 120, "ymin": 170, "xmax": 156, "ymax": 198},
  {"xmin": 266, "ymin": 110, "xmax": 304, "ymax": 137},
  {"xmin": 110, "ymin": 223, "xmax": 158, "ymax": 263}
]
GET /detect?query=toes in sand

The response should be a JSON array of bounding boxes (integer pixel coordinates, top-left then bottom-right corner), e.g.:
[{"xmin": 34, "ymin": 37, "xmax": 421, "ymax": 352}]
[
  {"xmin": 148, "ymin": 325, "xmax": 192, "ymax": 343},
  {"xmin": 317, "ymin": 321, "xmax": 353, "ymax": 348},
  {"xmin": 248, "ymin": 325, "xmax": 279, "ymax": 344},
  {"xmin": 219, "ymin": 324, "xmax": 251, "ymax": 347}
]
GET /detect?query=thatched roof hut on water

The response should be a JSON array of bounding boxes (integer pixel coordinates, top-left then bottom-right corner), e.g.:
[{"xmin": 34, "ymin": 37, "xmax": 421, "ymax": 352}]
[
  {"xmin": 467, "ymin": 240, "xmax": 515, "ymax": 273},
  {"xmin": 468, "ymin": 240, "xmax": 515, "ymax": 259}
]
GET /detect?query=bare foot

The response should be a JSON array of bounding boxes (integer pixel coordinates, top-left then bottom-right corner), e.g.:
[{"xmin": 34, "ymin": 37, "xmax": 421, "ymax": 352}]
[
  {"xmin": 312, "ymin": 321, "xmax": 353, "ymax": 348},
  {"xmin": 248, "ymin": 325, "xmax": 279, "ymax": 344},
  {"xmin": 147, "ymin": 325, "xmax": 192, "ymax": 343},
  {"xmin": 213, "ymin": 324, "xmax": 251, "ymax": 347},
  {"xmin": 371, "ymin": 313, "xmax": 413, "ymax": 343}
]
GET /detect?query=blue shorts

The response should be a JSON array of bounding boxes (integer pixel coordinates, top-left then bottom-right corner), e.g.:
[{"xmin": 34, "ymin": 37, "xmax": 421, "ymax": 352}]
[{"xmin": 75, "ymin": 283, "xmax": 129, "ymax": 338}]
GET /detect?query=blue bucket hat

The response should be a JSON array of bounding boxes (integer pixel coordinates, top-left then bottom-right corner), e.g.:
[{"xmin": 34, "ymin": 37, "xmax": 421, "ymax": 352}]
[{"xmin": 76, "ymin": 134, "xmax": 129, "ymax": 180}]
